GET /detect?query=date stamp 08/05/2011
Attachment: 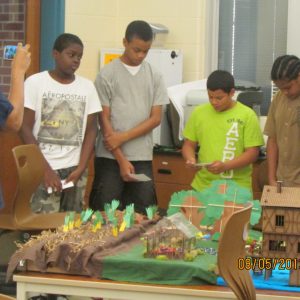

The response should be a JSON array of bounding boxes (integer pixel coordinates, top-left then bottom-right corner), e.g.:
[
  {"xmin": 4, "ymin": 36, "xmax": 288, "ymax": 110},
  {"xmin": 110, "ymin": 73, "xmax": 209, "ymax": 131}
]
[{"xmin": 237, "ymin": 257, "xmax": 300, "ymax": 271}]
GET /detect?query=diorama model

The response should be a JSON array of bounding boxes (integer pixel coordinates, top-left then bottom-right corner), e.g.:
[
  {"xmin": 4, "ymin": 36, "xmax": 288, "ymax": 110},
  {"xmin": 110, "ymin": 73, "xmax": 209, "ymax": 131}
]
[
  {"xmin": 261, "ymin": 182, "xmax": 300, "ymax": 286},
  {"xmin": 7, "ymin": 180, "xmax": 261, "ymax": 284}
]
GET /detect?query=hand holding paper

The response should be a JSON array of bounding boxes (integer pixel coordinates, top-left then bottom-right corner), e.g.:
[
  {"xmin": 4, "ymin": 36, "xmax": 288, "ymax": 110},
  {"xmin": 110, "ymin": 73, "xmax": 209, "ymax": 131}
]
[
  {"xmin": 47, "ymin": 180, "xmax": 74, "ymax": 194},
  {"xmin": 194, "ymin": 162, "xmax": 212, "ymax": 167},
  {"xmin": 127, "ymin": 173, "xmax": 152, "ymax": 182},
  {"xmin": 61, "ymin": 180, "xmax": 74, "ymax": 189}
]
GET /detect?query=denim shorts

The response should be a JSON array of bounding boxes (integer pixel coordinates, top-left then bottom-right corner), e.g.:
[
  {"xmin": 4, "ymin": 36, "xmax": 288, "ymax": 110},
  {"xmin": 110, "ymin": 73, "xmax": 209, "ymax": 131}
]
[{"xmin": 30, "ymin": 166, "xmax": 87, "ymax": 213}]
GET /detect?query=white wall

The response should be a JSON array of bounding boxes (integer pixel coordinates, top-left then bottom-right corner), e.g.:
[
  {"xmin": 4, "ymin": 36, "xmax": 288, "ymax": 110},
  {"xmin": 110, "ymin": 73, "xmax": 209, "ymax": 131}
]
[{"xmin": 65, "ymin": 0, "xmax": 209, "ymax": 82}]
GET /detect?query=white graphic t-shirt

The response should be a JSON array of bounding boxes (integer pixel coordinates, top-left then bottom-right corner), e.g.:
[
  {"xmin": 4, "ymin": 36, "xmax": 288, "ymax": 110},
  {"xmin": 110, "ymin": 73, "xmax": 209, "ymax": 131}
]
[{"xmin": 25, "ymin": 71, "xmax": 101, "ymax": 170}]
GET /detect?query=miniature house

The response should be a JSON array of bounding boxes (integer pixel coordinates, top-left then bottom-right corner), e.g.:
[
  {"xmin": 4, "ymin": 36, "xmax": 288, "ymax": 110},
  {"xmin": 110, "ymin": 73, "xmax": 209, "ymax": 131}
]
[{"xmin": 261, "ymin": 183, "xmax": 300, "ymax": 286}]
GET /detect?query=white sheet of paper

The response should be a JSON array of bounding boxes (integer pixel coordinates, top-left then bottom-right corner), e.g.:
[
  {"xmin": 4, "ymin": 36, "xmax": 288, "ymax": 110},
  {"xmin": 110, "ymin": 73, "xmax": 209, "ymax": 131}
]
[
  {"xmin": 194, "ymin": 162, "xmax": 212, "ymax": 167},
  {"xmin": 47, "ymin": 181, "xmax": 74, "ymax": 194},
  {"xmin": 128, "ymin": 173, "xmax": 152, "ymax": 182},
  {"xmin": 61, "ymin": 180, "xmax": 74, "ymax": 189}
]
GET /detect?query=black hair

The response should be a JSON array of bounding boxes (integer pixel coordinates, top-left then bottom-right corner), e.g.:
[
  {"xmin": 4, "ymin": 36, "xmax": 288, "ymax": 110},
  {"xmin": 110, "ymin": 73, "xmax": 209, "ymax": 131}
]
[
  {"xmin": 53, "ymin": 33, "xmax": 83, "ymax": 52},
  {"xmin": 206, "ymin": 70, "xmax": 235, "ymax": 93},
  {"xmin": 271, "ymin": 55, "xmax": 300, "ymax": 81},
  {"xmin": 125, "ymin": 20, "xmax": 153, "ymax": 42}
]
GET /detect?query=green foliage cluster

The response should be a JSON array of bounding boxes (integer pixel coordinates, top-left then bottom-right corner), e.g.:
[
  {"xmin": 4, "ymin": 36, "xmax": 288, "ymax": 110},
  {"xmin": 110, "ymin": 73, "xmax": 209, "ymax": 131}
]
[{"xmin": 167, "ymin": 180, "xmax": 262, "ymax": 237}]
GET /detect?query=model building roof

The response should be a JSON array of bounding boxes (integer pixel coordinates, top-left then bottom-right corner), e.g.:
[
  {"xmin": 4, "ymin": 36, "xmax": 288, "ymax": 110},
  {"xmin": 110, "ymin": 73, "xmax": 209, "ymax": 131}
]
[{"xmin": 261, "ymin": 185, "xmax": 300, "ymax": 208}]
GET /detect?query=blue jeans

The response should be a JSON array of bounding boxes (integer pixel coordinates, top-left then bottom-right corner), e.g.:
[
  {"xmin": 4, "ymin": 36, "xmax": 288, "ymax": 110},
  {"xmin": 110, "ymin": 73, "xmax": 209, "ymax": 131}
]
[{"xmin": 89, "ymin": 157, "xmax": 157, "ymax": 214}]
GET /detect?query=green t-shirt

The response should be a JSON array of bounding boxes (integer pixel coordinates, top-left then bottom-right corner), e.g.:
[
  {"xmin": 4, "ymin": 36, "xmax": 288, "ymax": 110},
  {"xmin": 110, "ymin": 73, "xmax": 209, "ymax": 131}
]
[{"xmin": 183, "ymin": 102, "xmax": 264, "ymax": 191}]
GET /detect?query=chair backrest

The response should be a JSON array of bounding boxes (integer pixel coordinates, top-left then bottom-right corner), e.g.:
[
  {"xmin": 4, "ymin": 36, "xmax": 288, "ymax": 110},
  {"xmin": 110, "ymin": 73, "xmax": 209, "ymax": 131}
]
[
  {"xmin": 0, "ymin": 132, "xmax": 22, "ymax": 229},
  {"xmin": 0, "ymin": 144, "xmax": 66, "ymax": 230},
  {"xmin": 217, "ymin": 202, "xmax": 256, "ymax": 300},
  {"xmin": 0, "ymin": 293, "xmax": 15, "ymax": 300}
]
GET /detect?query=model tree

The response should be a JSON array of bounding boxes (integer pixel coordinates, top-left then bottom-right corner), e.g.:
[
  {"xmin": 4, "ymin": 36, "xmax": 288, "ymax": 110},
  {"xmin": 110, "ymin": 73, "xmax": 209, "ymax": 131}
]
[{"xmin": 167, "ymin": 180, "xmax": 261, "ymax": 240}]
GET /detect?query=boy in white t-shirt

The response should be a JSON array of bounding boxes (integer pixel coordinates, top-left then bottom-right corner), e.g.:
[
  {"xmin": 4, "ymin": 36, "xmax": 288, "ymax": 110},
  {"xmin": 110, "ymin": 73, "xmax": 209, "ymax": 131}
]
[{"xmin": 20, "ymin": 33, "xmax": 102, "ymax": 213}]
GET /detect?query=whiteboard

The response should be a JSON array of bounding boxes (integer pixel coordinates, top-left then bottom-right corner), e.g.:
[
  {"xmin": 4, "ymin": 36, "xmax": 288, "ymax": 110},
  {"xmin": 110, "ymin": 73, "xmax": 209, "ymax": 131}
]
[
  {"xmin": 100, "ymin": 48, "xmax": 183, "ymax": 88},
  {"xmin": 287, "ymin": 0, "xmax": 300, "ymax": 56}
]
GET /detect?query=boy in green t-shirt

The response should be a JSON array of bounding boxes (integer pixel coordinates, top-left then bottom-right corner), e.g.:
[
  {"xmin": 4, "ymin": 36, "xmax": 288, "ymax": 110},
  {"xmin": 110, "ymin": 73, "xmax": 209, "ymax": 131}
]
[{"xmin": 182, "ymin": 70, "xmax": 264, "ymax": 191}]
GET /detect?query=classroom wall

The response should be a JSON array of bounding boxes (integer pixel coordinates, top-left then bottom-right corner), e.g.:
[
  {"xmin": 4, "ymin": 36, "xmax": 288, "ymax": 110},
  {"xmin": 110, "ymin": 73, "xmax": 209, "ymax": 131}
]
[
  {"xmin": 0, "ymin": 0, "xmax": 26, "ymax": 95},
  {"xmin": 65, "ymin": 0, "xmax": 207, "ymax": 82}
]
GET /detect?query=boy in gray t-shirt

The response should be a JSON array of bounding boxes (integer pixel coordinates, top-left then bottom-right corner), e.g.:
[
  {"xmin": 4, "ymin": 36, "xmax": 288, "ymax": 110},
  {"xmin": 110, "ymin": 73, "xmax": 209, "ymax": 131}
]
[{"xmin": 90, "ymin": 20, "xmax": 169, "ymax": 214}]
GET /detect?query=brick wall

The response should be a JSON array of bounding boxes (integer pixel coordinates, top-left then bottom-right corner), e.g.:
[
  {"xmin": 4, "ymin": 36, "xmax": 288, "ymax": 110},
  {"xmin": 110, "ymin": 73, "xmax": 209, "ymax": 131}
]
[{"xmin": 0, "ymin": 0, "xmax": 26, "ymax": 96}]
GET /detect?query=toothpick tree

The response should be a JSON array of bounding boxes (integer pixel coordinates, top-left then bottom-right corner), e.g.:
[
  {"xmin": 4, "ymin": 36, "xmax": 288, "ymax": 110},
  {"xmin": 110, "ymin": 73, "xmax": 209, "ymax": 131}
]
[{"xmin": 167, "ymin": 180, "xmax": 261, "ymax": 240}]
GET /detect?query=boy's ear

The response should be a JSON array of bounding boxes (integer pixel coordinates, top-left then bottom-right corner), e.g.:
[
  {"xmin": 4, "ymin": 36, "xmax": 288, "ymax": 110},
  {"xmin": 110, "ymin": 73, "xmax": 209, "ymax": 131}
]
[
  {"xmin": 229, "ymin": 88, "xmax": 235, "ymax": 97},
  {"xmin": 123, "ymin": 38, "xmax": 128, "ymax": 48},
  {"xmin": 52, "ymin": 49, "xmax": 59, "ymax": 59}
]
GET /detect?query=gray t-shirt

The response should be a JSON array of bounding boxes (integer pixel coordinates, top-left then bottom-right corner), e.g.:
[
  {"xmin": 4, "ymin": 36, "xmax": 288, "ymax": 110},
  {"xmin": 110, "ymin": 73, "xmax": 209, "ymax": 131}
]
[{"xmin": 95, "ymin": 58, "xmax": 169, "ymax": 161}]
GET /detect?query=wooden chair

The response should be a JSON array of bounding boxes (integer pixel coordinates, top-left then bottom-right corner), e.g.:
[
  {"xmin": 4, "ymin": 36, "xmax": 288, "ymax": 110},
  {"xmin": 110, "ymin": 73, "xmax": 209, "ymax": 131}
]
[
  {"xmin": 217, "ymin": 202, "xmax": 256, "ymax": 300},
  {"xmin": 0, "ymin": 144, "xmax": 66, "ymax": 230}
]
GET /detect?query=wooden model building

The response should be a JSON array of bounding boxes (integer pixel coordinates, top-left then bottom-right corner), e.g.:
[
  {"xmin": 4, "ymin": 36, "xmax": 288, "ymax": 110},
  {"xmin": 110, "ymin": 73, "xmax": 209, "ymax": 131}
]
[{"xmin": 261, "ymin": 182, "xmax": 300, "ymax": 286}]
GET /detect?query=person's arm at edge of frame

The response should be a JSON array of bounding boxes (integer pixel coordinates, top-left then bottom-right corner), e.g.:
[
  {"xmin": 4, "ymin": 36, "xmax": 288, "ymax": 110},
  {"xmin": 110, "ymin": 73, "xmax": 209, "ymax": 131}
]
[
  {"xmin": 103, "ymin": 105, "xmax": 163, "ymax": 151},
  {"xmin": 266, "ymin": 136, "xmax": 278, "ymax": 186},
  {"xmin": 65, "ymin": 113, "xmax": 98, "ymax": 185},
  {"xmin": 5, "ymin": 43, "xmax": 31, "ymax": 131},
  {"xmin": 19, "ymin": 108, "xmax": 62, "ymax": 192},
  {"xmin": 99, "ymin": 106, "xmax": 135, "ymax": 181},
  {"xmin": 182, "ymin": 138, "xmax": 198, "ymax": 167}
]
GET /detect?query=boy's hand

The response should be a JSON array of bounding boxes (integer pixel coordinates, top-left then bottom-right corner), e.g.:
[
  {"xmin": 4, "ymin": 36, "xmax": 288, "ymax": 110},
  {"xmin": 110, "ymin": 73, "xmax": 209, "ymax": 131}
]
[
  {"xmin": 118, "ymin": 158, "xmax": 137, "ymax": 182},
  {"xmin": 11, "ymin": 43, "xmax": 31, "ymax": 75},
  {"xmin": 207, "ymin": 161, "xmax": 227, "ymax": 174},
  {"xmin": 268, "ymin": 179, "xmax": 278, "ymax": 187},
  {"xmin": 65, "ymin": 168, "xmax": 83, "ymax": 185},
  {"xmin": 44, "ymin": 167, "xmax": 62, "ymax": 193},
  {"xmin": 104, "ymin": 131, "xmax": 127, "ymax": 151},
  {"xmin": 185, "ymin": 158, "xmax": 198, "ymax": 169}
]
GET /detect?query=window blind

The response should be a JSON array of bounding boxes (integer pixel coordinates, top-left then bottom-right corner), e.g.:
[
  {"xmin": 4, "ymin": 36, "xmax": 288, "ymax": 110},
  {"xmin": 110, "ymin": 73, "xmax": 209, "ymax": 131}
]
[{"xmin": 218, "ymin": 0, "xmax": 288, "ymax": 115}]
